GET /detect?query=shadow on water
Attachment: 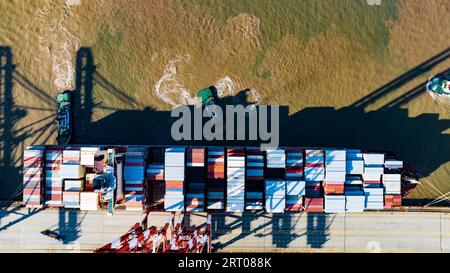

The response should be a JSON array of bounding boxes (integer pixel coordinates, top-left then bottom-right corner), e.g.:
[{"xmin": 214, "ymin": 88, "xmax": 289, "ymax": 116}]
[
  {"xmin": 72, "ymin": 47, "xmax": 450, "ymax": 181},
  {"xmin": 67, "ymin": 47, "xmax": 449, "ymax": 249},
  {"xmin": 1, "ymin": 45, "xmax": 450, "ymax": 247},
  {"xmin": 0, "ymin": 46, "xmax": 56, "ymax": 201}
]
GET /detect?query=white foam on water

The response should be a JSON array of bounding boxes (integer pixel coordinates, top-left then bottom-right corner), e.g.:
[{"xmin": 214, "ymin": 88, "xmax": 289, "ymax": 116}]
[
  {"xmin": 155, "ymin": 58, "xmax": 262, "ymax": 108},
  {"xmin": 154, "ymin": 55, "xmax": 196, "ymax": 107},
  {"xmin": 32, "ymin": 0, "xmax": 79, "ymax": 91},
  {"xmin": 215, "ymin": 76, "xmax": 235, "ymax": 98},
  {"xmin": 427, "ymin": 90, "xmax": 450, "ymax": 110}
]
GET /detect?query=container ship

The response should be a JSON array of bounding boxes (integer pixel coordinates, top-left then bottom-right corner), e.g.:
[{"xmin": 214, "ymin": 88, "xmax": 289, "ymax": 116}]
[{"xmin": 22, "ymin": 144, "xmax": 418, "ymax": 213}]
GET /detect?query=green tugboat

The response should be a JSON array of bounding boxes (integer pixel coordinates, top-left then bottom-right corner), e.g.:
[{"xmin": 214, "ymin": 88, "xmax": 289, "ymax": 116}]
[
  {"xmin": 198, "ymin": 87, "xmax": 218, "ymax": 119},
  {"xmin": 56, "ymin": 90, "xmax": 72, "ymax": 145},
  {"xmin": 427, "ymin": 74, "xmax": 450, "ymax": 96}
]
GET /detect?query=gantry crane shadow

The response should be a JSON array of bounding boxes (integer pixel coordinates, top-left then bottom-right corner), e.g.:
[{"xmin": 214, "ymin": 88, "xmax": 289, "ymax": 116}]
[{"xmin": 210, "ymin": 212, "xmax": 335, "ymax": 251}]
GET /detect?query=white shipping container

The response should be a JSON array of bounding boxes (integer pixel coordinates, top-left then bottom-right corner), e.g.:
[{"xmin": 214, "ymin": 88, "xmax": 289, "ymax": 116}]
[
  {"xmin": 80, "ymin": 147, "xmax": 99, "ymax": 166},
  {"xmin": 60, "ymin": 164, "xmax": 85, "ymax": 179},
  {"xmin": 382, "ymin": 174, "xmax": 401, "ymax": 182},
  {"xmin": 164, "ymin": 166, "xmax": 184, "ymax": 181},
  {"xmin": 346, "ymin": 160, "xmax": 364, "ymax": 174},
  {"xmin": 363, "ymin": 153, "xmax": 385, "ymax": 165},
  {"xmin": 64, "ymin": 179, "xmax": 84, "ymax": 191},
  {"xmin": 80, "ymin": 192, "xmax": 98, "ymax": 211},
  {"xmin": 384, "ymin": 160, "xmax": 403, "ymax": 169},
  {"xmin": 325, "ymin": 149, "xmax": 346, "ymax": 161},
  {"xmin": 286, "ymin": 180, "xmax": 306, "ymax": 196}
]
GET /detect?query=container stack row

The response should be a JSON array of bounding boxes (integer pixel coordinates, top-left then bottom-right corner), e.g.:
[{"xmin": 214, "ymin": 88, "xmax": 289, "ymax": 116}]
[
  {"xmin": 245, "ymin": 148, "xmax": 264, "ymax": 210},
  {"xmin": 164, "ymin": 148, "xmax": 185, "ymax": 212},
  {"xmin": 346, "ymin": 150, "xmax": 364, "ymax": 175},
  {"xmin": 124, "ymin": 147, "xmax": 146, "ymax": 211},
  {"xmin": 23, "ymin": 146, "xmax": 45, "ymax": 208},
  {"xmin": 185, "ymin": 148, "xmax": 206, "ymax": 212},
  {"xmin": 345, "ymin": 186, "xmax": 365, "ymax": 212},
  {"xmin": 304, "ymin": 149, "xmax": 324, "ymax": 212},
  {"xmin": 226, "ymin": 148, "xmax": 245, "ymax": 212},
  {"xmin": 361, "ymin": 152, "xmax": 385, "ymax": 210},
  {"xmin": 383, "ymin": 158, "xmax": 403, "ymax": 208},
  {"xmin": 146, "ymin": 147, "xmax": 165, "ymax": 210},
  {"xmin": 265, "ymin": 179, "xmax": 286, "ymax": 213},
  {"xmin": 284, "ymin": 149, "xmax": 304, "ymax": 211},
  {"xmin": 207, "ymin": 148, "xmax": 225, "ymax": 210},
  {"xmin": 61, "ymin": 149, "xmax": 83, "ymax": 209},
  {"xmin": 266, "ymin": 149, "xmax": 286, "ymax": 169},
  {"xmin": 362, "ymin": 153, "xmax": 384, "ymax": 186},
  {"xmin": 44, "ymin": 149, "xmax": 63, "ymax": 207},
  {"xmin": 324, "ymin": 194, "xmax": 346, "ymax": 213},
  {"xmin": 285, "ymin": 180, "xmax": 305, "ymax": 211},
  {"xmin": 285, "ymin": 148, "xmax": 304, "ymax": 180},
  {"xmin": 324, "ymin": 150, "xmax": 346, "ymax": 195},
  {"xmin": 79, "ymin": 147, "xmax": 98, "ymax": 211},
  {"xmin": 23, "ymin": 145, "xmax": 406, "ymax": 213}
]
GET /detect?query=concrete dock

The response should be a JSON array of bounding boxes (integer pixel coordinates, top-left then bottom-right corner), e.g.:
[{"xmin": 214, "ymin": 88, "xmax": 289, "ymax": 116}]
[{"xmin": 0, "ymin": 205, "xmax": 448, "ymax": 253}]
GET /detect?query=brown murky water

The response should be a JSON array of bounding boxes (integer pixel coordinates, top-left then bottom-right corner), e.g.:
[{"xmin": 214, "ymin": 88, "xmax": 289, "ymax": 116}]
[{"xmin": 0, "ymin": 0, "xmax": 449, "ymax": 201}]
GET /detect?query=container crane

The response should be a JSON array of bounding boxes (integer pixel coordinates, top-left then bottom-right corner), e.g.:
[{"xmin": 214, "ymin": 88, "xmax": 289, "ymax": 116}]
[{"xmin": 95, "ymin": 212, "xmax": 211, "ymax": 253}]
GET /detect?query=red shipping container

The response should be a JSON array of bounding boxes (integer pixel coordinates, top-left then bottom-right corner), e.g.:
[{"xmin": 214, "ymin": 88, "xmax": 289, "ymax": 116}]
[
  {"xmin": 306, "ymin": 163, "xmax": 323, "ymax": 168},
  {"xmin": 187, "ymin": 148, "xmax": 205, "ymax": 165},
  {"xmin": 285, "ymin": 204, "xmax": 303, "ymax": 211},
  {"xmin": 24, "ymin": 202, "xmax": 42, "ymax": 207},
  {"xmin": 45, "ymin": 194, "xmax": 63, "ymax": 200},
  {"xmin": 286, "ymin": 166, "xmax": 303, "ymax": 174},
  {"xmin": 23, "ymin": 188, "xmax": 41, "ymax": 195},
  {"xmin": 305, "ymin": 198, "xmax": 324, "ymax": 213},
  {"xmin": 165, "ymin": 181, "xmax": 184, "ymax": 188},
  {"xmin": 147, "ymin": 173, "xmax": 164, "ymax": 181},
  {"xmin": 23, "ymin": 180, "xmax": 42, "ymax": 187},
  {"xmin": 227, "ymin": 148, "xmax": 245, "ymax": 156},
  {"xmin": 324, "ymin": 183, "xmax": 344, "ymax": 195}
]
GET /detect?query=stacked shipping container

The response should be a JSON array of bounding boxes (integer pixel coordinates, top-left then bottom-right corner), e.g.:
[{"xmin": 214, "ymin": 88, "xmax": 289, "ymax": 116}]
[
  {"xmin": 124, "ymin": 147, "xmax": 146, "ymax": 211},
  {"xmin": 207, "ymin": 148, "xmax": 225, "ymax": 210},
  {"xmin": 226, "ymin": 148, "xmax": 245, "ymax": 212},
  {"xmin": 324, "ymin": 150, "xmax": 346, "ymax": 194},
  {"xmin": 44, "ymin": 149, "xmax": 63, "ymax": 207},
  {"xmin": 23, "ymin": 146, "xmax": 45, "ymax": 208},
  {"xmin": 362, "ymin": 153, "xmax": 384, "ymax": 186},
  {"xmin": 285, "ymin": 149, "xmax": 304, "ymax": 180},
  {"xmin": 346, "ymin": 150, "xmax": 364, "ymax": 175},
  {"xmin": 383, "ymin": 158, "xmax": 403, "ymax": 208},
  {"xmin": 61, "ymin": 149, "xmax": 83, "ymax": 208},
  {"xmin": 164, "ymin": 148, "xmax": 185, "ymax": 211},
  {"xmin": 305, "ymin": 149, "xmax": 325, "ymax": 182},
  {"xmin": 285, "ymin": 148, "xmax": 305, "ymax": 211},
  {"xmin": 22, "ymin": 145, "xmax": 408, "ymax": 213},
  {"xmin": 265, "ymin": 179, "xmax": 286, "ymax": 213},
  {"xmin": 80, "ymin": 192, "xmax": 98, "ymax": 211},
  {"xmin": 245, "ymin": 148, "xmax": 264, "ymax": 210},
  {"xmin": 285, "ymin": 180, "xmax": 305, "ymax": 211},
  {"xmin": 185, "ymin": 148, "xmax": 206, "ymax": 212},
  {"xmin": 324, "ymin": 194, "xmax": 346, "ymax": 213},
  {"xmin": 146, "ymin": 147, "xmax": 165, "ymax": 209}
]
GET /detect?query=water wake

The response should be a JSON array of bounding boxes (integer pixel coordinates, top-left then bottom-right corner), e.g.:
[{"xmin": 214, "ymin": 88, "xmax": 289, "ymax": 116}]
[
  {"xmin": 155, "ymin": 57, "xmax": 262, "ymax": 108},
  {"xmin": 154, "ymin": 56, "xmax": 196, "ymax": 107},
  {"xmin": 32, "ymin": 0, "xmax": 79, "ymax": 91}
]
